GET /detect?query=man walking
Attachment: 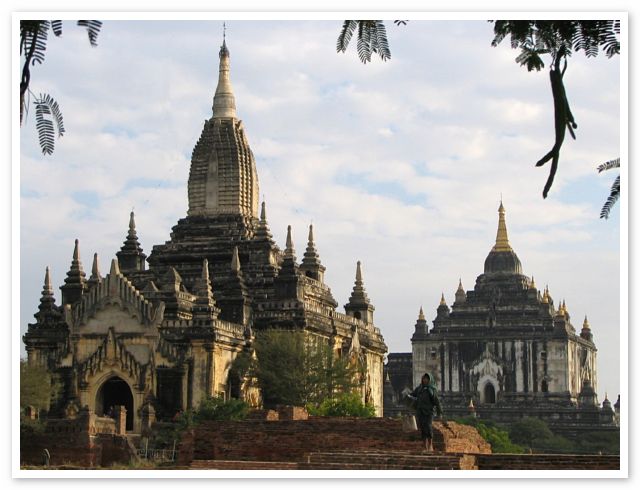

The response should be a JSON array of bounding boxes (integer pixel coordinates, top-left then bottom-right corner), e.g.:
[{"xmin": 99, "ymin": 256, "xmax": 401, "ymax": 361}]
[{"xmin": 409, "ymin": 373, "xmax": 443, "ymax": 453}]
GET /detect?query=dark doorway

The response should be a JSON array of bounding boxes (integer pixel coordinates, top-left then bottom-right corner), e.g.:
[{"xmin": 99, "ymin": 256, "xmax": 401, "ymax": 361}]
[
  {"xmin": 96, "ymin": 376, "xmax": 134, "ymax": 431},
  {"xmin": 483, "ymin": 383, "xmax": 496, "ymax": 404}
]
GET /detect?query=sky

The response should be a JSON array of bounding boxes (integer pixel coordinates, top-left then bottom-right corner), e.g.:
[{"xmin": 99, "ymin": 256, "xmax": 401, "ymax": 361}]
[{"xmin": 18, "ymin": 18, "xmax": 622, "ymax": 404}]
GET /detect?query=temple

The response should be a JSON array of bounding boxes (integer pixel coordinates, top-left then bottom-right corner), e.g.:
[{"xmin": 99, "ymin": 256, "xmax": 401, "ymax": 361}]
[
  {"xmin": 23, "ymin": 38, "xmax": 387, "ymax": 432},
  {"xmin": 408, "ymin": 202, "xmax": 618, "ymax": 435}
]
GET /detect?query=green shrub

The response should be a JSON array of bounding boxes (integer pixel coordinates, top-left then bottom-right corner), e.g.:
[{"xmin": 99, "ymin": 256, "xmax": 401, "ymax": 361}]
[
  {"xmin": 307, "ymin": 392, "xmax": 375, "ymax": 418},
  {"xmin": 454, "ymin": 417, "xmax": 524, "ymax": 454},
  {"xmin": 195, "ymin": 396, "xmax": 249, "ymax": 421}
]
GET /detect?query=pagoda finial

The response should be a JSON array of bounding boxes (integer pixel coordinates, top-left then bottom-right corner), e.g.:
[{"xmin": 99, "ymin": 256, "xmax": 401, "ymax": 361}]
[
  {"xmin": 285, "ymin": 225, "xmax": 295, "ymax": 258},
  {"xmin": 308, "ymin": 223, "xmax": 314, "ymax": 245},
  {"xmin": 117, "ymin": 210, "xmax": 146, "ymax": 272},
  {"xmin": 260, "ymin": 201, "xmax": 267, "ymax": 222},
  {"xmin": 440, "ymin": 292, "xmax": 446, "ymax": 306},
  {"xmin": 92, "ymin": 253, "xmax": 100, "ymax": 276},
  {"xmin": 43, "ymin": 266, "xmax": 53, "ymax": 295},
  {"xmin": 212, "ymin": 24, "xmax": 236, "ymax": 118},
  {"xmin": 492, "ymin": 201, "xmax": 511, "ymax": 252},
  {"xmin": 530, "ymin": 276, "xmax": 536, "ymax": 289},
  {"xmin": 583, "ymin": 315, "xmax": 590, "ymax": 329},
  {"xmin": 60, "ymin": 239, "xmax": 87, "ymax": 304},
  {"xmin": 455, "ymin": 278, "xmax": 466, "ymax": 304},
  {"xmin": 418, "ymin": 306, "xmax": 425, "ymax": 321},
  {"xmin": 88, "ymin": 252, "xmax": 103, "ymax": 286},
  {"xmin": 35, "ymin": 265, "xmax": 62, "ymax": 325},
  {"xmin": 129, "ymin": 210, "xmax": 136, "ymax": 233},
  {"xmin": 356, "ymin": 260, "xmax": 363, "ymax": 283}
]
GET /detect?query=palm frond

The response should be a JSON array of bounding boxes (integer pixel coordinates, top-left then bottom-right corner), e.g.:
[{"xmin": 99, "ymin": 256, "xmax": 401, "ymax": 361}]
[
  {"xmin": 357, "ymin": 21, "xmax": 372, "ymax": 63},
  {"xmin": 77, "ymin": 20, "xmax": 102, "ymax": 47},
  {"xmin": 50, "ymin": 20, "xmax": 63, "ymax": 36},
  {"xmin": 338, "ymin": 20, "xmax": 391, "ymax": 64},
  {"xmin": 337, "ymin": 20, "xmax": 357, "ymax": 53},
  {"xmin": 21, "ymin": 20, "xmax": 50, "ymax": 65},
  {"xmin": 337, "ymin": 20, "xmax": 358, "ymax": 53},
  {"xmin": 34, "ymin": 93, "xmax": 65, "ymax": 155},
  {"xmin": 600, "ymin": 175, "xmax": 620, "ymax": 219},
  {"xmin": 597, "ymin": 157, "xmax": 620, "ymax": 173},
  {"xmin": 372, "ymin": 20, "xmax": 391, "ymax": 61}
]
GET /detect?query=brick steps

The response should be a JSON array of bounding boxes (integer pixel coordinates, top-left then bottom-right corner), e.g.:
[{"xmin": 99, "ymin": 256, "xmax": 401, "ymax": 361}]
[
  {"xmin": 304, "ymin": 451, "xmax": 469, "ymax": 470},
  {"xmin": 190, "ymin": 460, "xmax": 299, "ymax": 470},
  {"xmin": 475, "ymin": 454, "xmax": 620, "ymax": 470},
  {"xmin": 188, "ymin": 452, "xmax": 620, "ymax": 471},
  {"xmin": 190, "ymin": 450, "xmax": 474, "ymax": 470}
]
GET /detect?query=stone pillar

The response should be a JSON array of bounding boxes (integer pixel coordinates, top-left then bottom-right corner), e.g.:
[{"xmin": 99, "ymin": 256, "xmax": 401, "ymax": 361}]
[{"xmin": 114, "ymin": 405, "xmax": 127, "ymax": 435}]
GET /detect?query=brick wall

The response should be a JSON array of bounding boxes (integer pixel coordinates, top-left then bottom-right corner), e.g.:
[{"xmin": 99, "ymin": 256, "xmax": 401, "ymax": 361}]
[
  {"xmin": 177, "ymin": 417, "xmax": 490, "ymax": 465},
  {"xmin": 20, "ymin": 413, "xmax": 135, "ymax": 468}
]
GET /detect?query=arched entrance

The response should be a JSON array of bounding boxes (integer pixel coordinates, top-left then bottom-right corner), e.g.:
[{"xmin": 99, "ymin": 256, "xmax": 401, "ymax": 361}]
[
  {"xmin": 96, "ymin": 376, "xmax": 134, "ymax": 431},
  {"xmin": 483, "ymin": 382, "xmax": 496, "ymax": 404}
]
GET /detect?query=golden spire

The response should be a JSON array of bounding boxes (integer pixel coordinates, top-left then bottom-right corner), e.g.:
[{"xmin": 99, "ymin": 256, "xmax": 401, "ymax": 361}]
[
  {"xmin": 492, "ymin": 200, "xmax": 512, "ymax": 252},
  {"xmin": 530, "ymin": 276, "xmax": 536, "ymax": 289},
  {"xmin": 418, "ymin": 306, "xmax": 425, "ymax": 321},
  {"xmin": 583, "ymin": 315, "xmax": 590, "ymax": 329},
  {"xmin": 541, "ymin": 285, "xmax": 549, "ymax": 303},
  {"xmin": 440, "ymin": 292, "xmax": 446, "ymax": 305}
]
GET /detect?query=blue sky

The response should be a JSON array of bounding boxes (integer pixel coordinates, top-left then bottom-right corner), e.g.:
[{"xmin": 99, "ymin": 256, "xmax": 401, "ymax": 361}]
[{"xmin": 18, "ymin": 18, "xmax": 622, "ymax": 403}]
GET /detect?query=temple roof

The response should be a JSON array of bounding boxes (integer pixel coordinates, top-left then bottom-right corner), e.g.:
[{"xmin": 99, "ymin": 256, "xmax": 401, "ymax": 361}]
[{"xmin": 484, "ymin": 202, "xmax": 522, "ymax": 275}]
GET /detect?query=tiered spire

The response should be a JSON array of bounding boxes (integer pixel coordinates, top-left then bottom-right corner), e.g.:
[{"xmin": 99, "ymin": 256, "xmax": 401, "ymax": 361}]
[
  {"xmin": 345, "ymin": 261, "xmax": 375, "ymax": 324},
  {"xmin": 192, "ymin": 259, "xmax": 220, "ymax": 321},
  {"xmin": 60, "ymin": 239, "xmax": 87, "ymax": 305},
  {"xmin": 116, "ymin": 211, "xmax": 146, "ymax": 273},
  {"xmin": 300, "ymin": 223, "xmax": 326, "ymax": 282},
  {"xmin": 492, "ymin": 201, "xmax": 512, "ymax": 252},
  {"xmin": 580, "ymin": 315, "xmax": 593, "ymax": 341},
  {"xmin": 39, "ymin": 266, "xmax": 55, "ymax": 310},
  {"xmin": 254, "ymin": 201, "xmax": 273, "ymax": 241},
  {"xmin": 436, "ymin": 292, "xmax": 450, "ymax": 319},
  {"xmin": 484, "ymin": 201, "xmax": 522, "ymax": 275},
  {"xmin": 34, "ymin": 266, "xmax": 63, "ymax": 326},
  {"xmin": 219, "ymin": 246, "xmax": 251, "ymax": 325},
  {"xmin": 284, "ymin": 225, "xmax": 296, "ymax": 260},
  {"xmin": 279, "ymin": 225, "xmax": 299, "ymax": 277},
  {"xmin": 412, "ymin": 305, "xmax": 429, "ymax": 339},
  {"xmin": 212, "ymin": 31, "xmax": 237, "ymax": 119},
  {"xmin": 455, "ymin": 279, "xmax": 466, "ymax": 304}
]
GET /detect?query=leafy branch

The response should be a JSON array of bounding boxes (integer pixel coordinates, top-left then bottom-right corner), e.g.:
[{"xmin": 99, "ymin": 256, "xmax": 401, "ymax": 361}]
[{"xmin": 20, "ymin": 20, "xmax": 102, "ymax": 154}]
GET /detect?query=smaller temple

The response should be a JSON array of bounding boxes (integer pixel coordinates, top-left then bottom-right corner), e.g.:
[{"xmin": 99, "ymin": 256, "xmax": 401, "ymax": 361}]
[{"xmin": 409, "ymin": 202, "xmax": 618, "ymax": 436}]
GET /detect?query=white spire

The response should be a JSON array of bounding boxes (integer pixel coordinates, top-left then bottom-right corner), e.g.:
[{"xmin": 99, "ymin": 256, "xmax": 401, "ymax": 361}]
[{"xmin": 212, "ymin": 28, "xmax": 237, "ymax": 119}]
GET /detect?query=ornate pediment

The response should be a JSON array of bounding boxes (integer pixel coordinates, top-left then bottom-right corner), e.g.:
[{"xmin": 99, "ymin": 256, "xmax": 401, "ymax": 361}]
[
  {"xmin": 67, "ymin": 259, "xmax": 165, "ymax": 331},
  {"xmin": 469, "ymin": 344, "xmax": 507, "ymax": 379},
  {"xmin": 78, "ymin": 327, "xmax": 154, "ymax": 391}
]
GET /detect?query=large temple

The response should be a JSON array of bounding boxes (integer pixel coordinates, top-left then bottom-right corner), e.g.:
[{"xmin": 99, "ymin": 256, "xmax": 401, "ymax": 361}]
[
  {"xmin": 408, "ymin": 203, "xmax": 618, "ymax": 433},
  {"xmin": 23, "ymin": 38, "xmax": 387, "ymax": 432}
]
